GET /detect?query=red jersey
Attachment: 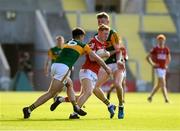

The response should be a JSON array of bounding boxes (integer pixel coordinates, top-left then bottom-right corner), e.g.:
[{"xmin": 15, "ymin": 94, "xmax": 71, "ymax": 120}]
[
  {"xmin": 150, "ymin": 45, "xmax": 170, "ymax": 69},
  {"xmin": 81, "ymin": 36, "xmax": 108, "ymax": 74}
]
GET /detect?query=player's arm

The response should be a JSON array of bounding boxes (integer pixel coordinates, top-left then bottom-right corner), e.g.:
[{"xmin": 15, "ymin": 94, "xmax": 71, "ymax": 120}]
[
  {"xmin": 165, "ymin": 49, "xmax": 171, "ymax": 69},
  {"xmin": 44, "ymin": 50, "xmax": 52, "ymax": 76},
  {"xmin": 89, "ymin": 49, "xmax": 110, "ymax": 61},
  {"xmin": 84, "ymin": 44, "xmax": 111, "ymax": 75},
  {"xmin": 98, "ymin": 49, "xmax": 110, "ymax": 58},
  {"xmin": 146, "ymin": 53, "xmax": 156, "ymax": 67},
  {"xmin": 89, "ymin": 51, "xmax": 112, "ymax": 75},
  {"xmin": 110, "ymin": 32, "xmax": 123, "ymax": 61},
  {"xmin": 124, "ymin": 48, "xmax": 128, "ymax": 61},
  {"xmin": 111, "ymin": 33, "xmax": 125, "ymax": 70},
  {"xmin": 109, "ymin": 50, "xmax": 117, "ymax": 56}
]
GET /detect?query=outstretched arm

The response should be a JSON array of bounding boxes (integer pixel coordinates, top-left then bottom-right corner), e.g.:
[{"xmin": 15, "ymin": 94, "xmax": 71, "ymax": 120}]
[{"xmin": 89, "ymin": 51, "xmax": 112, "ymax": 75}]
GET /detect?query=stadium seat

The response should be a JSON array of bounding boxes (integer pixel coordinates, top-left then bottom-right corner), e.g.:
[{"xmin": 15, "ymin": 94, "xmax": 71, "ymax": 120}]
[{"xmin": 146, "ymin": 0, "xmax": 168, "ymax": 14}]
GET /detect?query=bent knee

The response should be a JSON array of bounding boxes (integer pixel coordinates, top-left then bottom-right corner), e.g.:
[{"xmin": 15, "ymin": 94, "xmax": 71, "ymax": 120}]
[
  {"xmin": 113, "ymin": 82, "xmax": 122, "ymax": 88},
  {"xmin": 84, "ymin": 91, "xmax": 93, "ymax": 98}
]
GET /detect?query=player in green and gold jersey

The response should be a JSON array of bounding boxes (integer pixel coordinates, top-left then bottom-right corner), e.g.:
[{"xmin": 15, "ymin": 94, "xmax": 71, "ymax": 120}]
[{"xmin": 44, "ymin": 35, "xmax": 64, "ymax": 76}]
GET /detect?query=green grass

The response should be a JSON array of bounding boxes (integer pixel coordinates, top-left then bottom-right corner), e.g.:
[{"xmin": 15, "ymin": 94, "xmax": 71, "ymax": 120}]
[{"xmin": 0, "ymin": 92, "xmax": 180, "ymax": 130}]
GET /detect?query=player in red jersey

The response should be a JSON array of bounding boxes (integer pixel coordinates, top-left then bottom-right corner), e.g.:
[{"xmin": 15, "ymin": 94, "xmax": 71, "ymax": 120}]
[
  {"xmin": 50, "ymin": 24, "xmax": 115, "ymax": 119},
  {"xmin": 146, "ymin": 34, "xmax": 171, "ymax": 103},
  {"xmin": 106, "ymin": 45, "xmax": 128, "ymax": 102}
]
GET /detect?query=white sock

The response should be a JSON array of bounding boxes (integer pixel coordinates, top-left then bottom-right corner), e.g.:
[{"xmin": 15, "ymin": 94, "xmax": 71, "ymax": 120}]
[
  {"xmin": 119, "ymin": 105, "xmax": 124, "ymax": 108},
  {"xmin": 28, "ymin": 108, "xmax": 31, "ymax": 113},
  {"xmin": 72, "ymin": 112, "xmax": 78, "ymax": 115},
  {"xmin": 58, "ymin": 97, "xmax": 65, "ymax": 102},
  {"xmin": 108, "ymin": 103, "xmax": 112, "ymax": 108}
]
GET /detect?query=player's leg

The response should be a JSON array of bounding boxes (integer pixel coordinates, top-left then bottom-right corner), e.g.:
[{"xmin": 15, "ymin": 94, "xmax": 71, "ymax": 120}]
[
  {"xmin": 78, "ymin": 78, "xmax": 94, "ymax": 107},
  {"xmin": 50, "ymin": 77, "xmax": 73, "ymax": 111},
  {"xmin": 50, "ymin": 85, "xmax": 82, "ymax": 111},
  {"xmin": 69, "ymin": 85, "xmax": 87, "ymax": 119},
  {"xmin": 23, "ymin": 78, "xmax": 64, "ymax": 119},
  {"xmin": 147, "ymin": 81, "xmax": 160, "ymax": 102},
  {"xmin": 122, "ymin": 73, "xmax": 127, "ymax": 103},
  {"xmin": 113, "ymin": 69, "xmax": 124, "ymax": 119},
  {"xmin": 51, "ymin": 77, "xmax": 87, "ymax": 116},
  {"xmin": 107, "ymin": 84, "xmax": 115, "ymax": 100},
  {"xmin": 69, "ymin": 69, "xmax": 96, "ymax": 119},
  {"xmin": 93, "ymin": 68, "xmax": 109, "ymax": 103},
  {"xmin": 93, "ymin": 67, "xmax": 116, "ymax": 118},
  {"xmin": 160, "ymin": 72, "xmax": 169, "ymax": 103},
  {"xmin": 147, "ymin": 68, "xmax": 162, "ymax": 102}
]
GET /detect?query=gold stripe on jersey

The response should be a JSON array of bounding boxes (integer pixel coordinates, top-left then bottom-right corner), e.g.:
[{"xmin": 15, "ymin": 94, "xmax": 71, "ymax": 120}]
[
  {"xmin": 63, "ymin": 45, "xmax": 84, "ymax": 55},
  {"xmin": 63, "ymin": 44, "xmax": 91, "ymax": 55},
  {"xmin": 48, "ymin": 50, "xmax": 54, "ymax": 59},
  {"xmin": 111, "ymin": 32, "xmax": 120, "ymax": 46}
]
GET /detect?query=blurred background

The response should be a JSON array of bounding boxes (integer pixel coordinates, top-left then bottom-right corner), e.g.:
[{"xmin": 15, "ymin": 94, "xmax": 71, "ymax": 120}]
[{"xmin": 0, "ymin": 0, "xmax": 179, "ymax": 92}]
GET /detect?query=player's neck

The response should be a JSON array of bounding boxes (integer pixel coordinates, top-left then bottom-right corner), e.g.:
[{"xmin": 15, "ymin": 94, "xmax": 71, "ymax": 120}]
[
  {"xmin": 158, "ymin": 44, "xmax": 165, "ymax": 48},
  {"xmin": 96, "ymin": 35, "xmax": 104, "ymax": 43},
  {"xmin": 74, "ymin": 38, "xmax": 82, "ymax": 42}
]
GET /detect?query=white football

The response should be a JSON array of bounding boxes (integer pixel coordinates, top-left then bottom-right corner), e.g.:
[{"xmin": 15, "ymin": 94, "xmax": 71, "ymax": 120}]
[
  {"xmin": 96, "ymin": 49, "xmax": 105, "ymax": 55},
  {"xmin": 96, "ymin": 49, "xmax": 110, "ymax": 61}
]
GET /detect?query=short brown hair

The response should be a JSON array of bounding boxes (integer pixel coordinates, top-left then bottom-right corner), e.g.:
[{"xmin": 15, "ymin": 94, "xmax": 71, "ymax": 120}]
[
  {"xmin": 98, "ymin": 24, "xmax": 110, "ymax": 31},
  {"xmin": 96, "ymin": 12, "xmax": 109, "ymax": 20}
]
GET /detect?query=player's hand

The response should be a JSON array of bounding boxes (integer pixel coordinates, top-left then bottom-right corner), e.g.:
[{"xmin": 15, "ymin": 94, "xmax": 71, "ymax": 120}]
[
  {"xmin": 105, "ymin": 66, "xmax": 112, "ymax": 76},
  {"xmin": 153, "ymin": 63, "xmax": 159, "ymax": 68},
  {"xmin": 117, "ymin": 60, "xmax": 125, "ymax": 70},
  {"xmin": 165, "ymin": 65, "xmax": 168, "ymax": 69}
]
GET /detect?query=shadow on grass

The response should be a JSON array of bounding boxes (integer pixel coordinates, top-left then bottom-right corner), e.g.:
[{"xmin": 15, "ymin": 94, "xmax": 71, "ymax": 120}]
[{"xmin": 0, "ymin": 117, "xmax": 114, "ymax": 122}]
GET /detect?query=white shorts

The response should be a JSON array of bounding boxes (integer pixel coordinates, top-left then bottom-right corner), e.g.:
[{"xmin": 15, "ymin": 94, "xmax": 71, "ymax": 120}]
[
  {"xmin": 155, "ymin": 68, "xmax": 166, "ymax": 78},
  {"xmin": 51, "ymin": 63, "xmax": 70, "ymax": 82},
  {"xmin": 79, "ymin": 69, "xmax": 98, "ymax": 88},
  {"xmin": 100, "ymin": 63, "xmax": 126, "ymax": 78}
]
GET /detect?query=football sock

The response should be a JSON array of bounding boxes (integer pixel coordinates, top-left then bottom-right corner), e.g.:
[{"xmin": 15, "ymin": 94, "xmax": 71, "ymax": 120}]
[
  {"xmin": 119, "ymin": 104, "xmax": 124, "ymax": 107},
  {"xmin": 65, "ymin": 97, "xmax": 70, "ymax": 102},
  {"xmin": 72, "ymin": 112, "xmax": 78, "ymax": 115},
  {"xmin": 58, "ymin": 97, "xmax": 66, "ymax": 102},
  {"xmin": 103, "ymin": 99, "xmax": 110, "ymax": 106},
  {"xmin": 29, "ymin": 104, "xmax": 36, "ymax": 112}
]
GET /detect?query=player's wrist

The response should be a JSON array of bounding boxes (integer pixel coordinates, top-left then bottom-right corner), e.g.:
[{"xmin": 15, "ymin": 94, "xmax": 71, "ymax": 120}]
[{"xmin": 116, "ymin": 59, "xmax": 124, "ymax": 64}]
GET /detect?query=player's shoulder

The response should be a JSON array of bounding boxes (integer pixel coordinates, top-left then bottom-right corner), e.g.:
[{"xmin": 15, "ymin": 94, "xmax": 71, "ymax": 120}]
[
  {"xmin": 109, "ymin": 28, "xmax": 118, "ymax": 34},
  {"xmin": 68, "ymin": 39, "xmax": 87, "ymax": 47},
  {"xmin": 164, "ymin": 45, "xmax": 170, "ymax": 49},
  {"xmin": 51, "ymin": 46, "xmax": 56, "ymax": 49},
  {"xmin": 89, "ymin": 37, "xmax": 96, "ymax": 43},
  {"xmin": 150, "ymin": 46, "xmax": 157, "ymax": 53},
  {"xmin": 50, "ymin": 46, "xmax": 57, "ymax": 51},
  {"xmin": 153, "ymin": 45, "xmax": 159, "ymax": 50},
  {"xmin": 164, "ymin": 46, "xmax": 170, "ymax": 52}
]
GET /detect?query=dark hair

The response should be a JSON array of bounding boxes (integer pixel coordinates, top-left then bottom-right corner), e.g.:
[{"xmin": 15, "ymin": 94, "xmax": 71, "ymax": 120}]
[
  {"xmin": 72, "ymin": 27, "xmax": 86, "ymax": 39},
  {"xmin": 96, "ymin": 12, "xmax": 109, "ymax": 20}
]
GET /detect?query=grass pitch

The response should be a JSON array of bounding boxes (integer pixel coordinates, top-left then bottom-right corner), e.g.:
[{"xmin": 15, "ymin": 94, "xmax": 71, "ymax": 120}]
[{"xmin": 0, "ymin": 92, "xmax": 180, "ymax": 130}]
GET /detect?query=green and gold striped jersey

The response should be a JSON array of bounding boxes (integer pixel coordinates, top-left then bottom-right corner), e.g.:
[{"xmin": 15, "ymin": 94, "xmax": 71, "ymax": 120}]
[
  {"xmin": 48, "ymin": 46, "xmax": 62, "ymax": 64},
  {"xmin": 55, "ymin": 39, "xmax": 92, "ymax": 68},
  {"xmin": 105, "ymin": 29, "xmax": 120, "ymax": 64}
]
